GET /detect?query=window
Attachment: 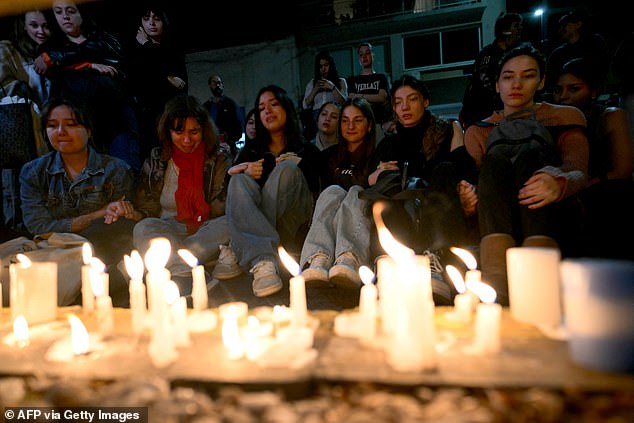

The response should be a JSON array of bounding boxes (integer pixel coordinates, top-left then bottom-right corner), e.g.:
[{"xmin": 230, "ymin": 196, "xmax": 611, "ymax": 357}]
[{"xmin": 403, "ymin": 26, "xmax": 480, "ymax": 70}]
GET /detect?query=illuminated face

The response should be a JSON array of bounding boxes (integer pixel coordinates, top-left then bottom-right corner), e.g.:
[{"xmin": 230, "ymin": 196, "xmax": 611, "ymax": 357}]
[
  {"xmin": 53, "ymin": 0, "xmax": 82, "ymax": 38},
  {"xmin": 496, "ymin": 55, "xmax": 544, "ymax": 112},
  {"xmin": 24, "ymin": 11, "xmax": 51, "ymax": 45},
  {"xmin": 46, "ymin": 105, "xmax": 90, "ymax": 155},
  {"xmin": 142, "ymin": 11, "xmax": 164, "ymax": 40},
  {"xmin": 340, "ymin": 104, "xmax": 370, "ymax": 151},
  {"xmin": 393, "ymin": 85, "xmax": 428, "ymax": 128},
  {"xmin": 317, "ymin": 103, "xmax": 340, "ymax": 137},
  {"xmin": 170, "ymin": 117, "xmax": 203, "ymax": 153},
  {"xmin": 319, "ymin": 59, "xmax": 330, "ymax": 78},
  {"xmin": 258, "ymin": 91, "xmax": 287, "ymax": 134},
  {"xmin": 358, "ymin": 45, "xmax": 373, "ymax": 68},
  {"xmin": 245, "ymin": 114, "xmax": 256, "ymax": 140}
]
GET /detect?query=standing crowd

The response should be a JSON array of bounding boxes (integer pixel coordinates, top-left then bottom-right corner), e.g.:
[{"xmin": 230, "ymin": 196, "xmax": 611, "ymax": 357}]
[{"xmin": 1, "ymin": 2, "xmax": 632, "ymax": 309}]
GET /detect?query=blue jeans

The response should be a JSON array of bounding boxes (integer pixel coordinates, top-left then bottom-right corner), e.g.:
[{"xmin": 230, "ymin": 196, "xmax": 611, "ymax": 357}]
[
  {"xmin": 226, "ymin": 160, "xmax": 313, "ymax": 270},
  {"xmin": 133, "ymin": 215, "xmax": 229, "ymax": 275},
  {"xmin": 300, "ymin": 185, "xmax": 371, "ymax": 269}
]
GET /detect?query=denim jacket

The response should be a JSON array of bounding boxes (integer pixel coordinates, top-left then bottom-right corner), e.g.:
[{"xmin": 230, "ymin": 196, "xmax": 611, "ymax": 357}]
[
  {"xmin": 134, "ymin": 146, "xmax": 233, "ymax": 219},
  {"xmin": 19, "ymin": 147, "xmax": 134, "ymax": 236}
]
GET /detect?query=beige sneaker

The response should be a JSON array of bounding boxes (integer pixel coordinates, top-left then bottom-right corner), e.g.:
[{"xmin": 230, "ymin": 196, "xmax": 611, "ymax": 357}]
[
  {"xmin": 301, "ymin": 253, "xmax": 330, "ymax": 284},
  {"xmin": 328, "ymin": 252, "xmax": 361, "ymax": 289},
  {"xmin": 212, "ymin": 244, "xmax": 243, "ymax": 280},
  {"xmin": 250, "ymin": 260, "xmax": 283, "ymax": 297}
]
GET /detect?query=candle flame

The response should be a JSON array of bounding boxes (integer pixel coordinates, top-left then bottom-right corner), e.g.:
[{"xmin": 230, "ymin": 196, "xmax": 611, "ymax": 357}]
[
  {"xmin": 177, "ymin": 249, "xmax": 198, "ymax": 268},
  {"xmin": 82, "ymin": 243, "xmax": 93, "ymax": 265},
  {"xmin": 446, "ymin": 264, "xmax": 466, "ymax": 294},
  {"xmin": 144, "ymin": 237, "xmax": 171, "ymax": 273},
  {"xmin": 164, "ymin": 280, "xmax": 180, "ymax": 305},
  {"xmin": 16, "ymin": 253, "xmax": 32, "ymax": 267},
  {"xmin": 13, "ymin": 315, "xmax": 29, "ymax": 346},
  {"xmin": 450, "ymin": 247, "xmax": 477, "ymax": 270},
  {"xmin": 359, "ymin": 265, "xmax": 375, "ymax": 286},
  {"xmin": 278, "ymin": 246, "xmax": 300, "ymax": 276},
  {"xmin": 68, "ymin": 314, "xmax": 89, "ymax": 355},
  {"xmin": 124, "ymin": 250, "xmax": 145, "ymax": 281},
  {"xmin": 90, "ymin": 270, "xmax": 104, "ymax": 297},
  {"xmin": 89, "ymin": 257, "xmax": 106, "ymax": 273},
  {"xmin": 466, "ymin": 280, "xmax": 497, "ymax": 304},
  {"xmin": 372, "ymin": 202, "xmax": 415, "ymax": 260}
]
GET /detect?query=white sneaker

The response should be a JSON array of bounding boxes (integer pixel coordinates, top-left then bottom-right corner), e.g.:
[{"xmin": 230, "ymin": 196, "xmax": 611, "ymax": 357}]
[
  {"xmin": 329, "ymin": 252, "xmax": 362, "ymax": 289},
  {"xmin": 212, "ymin": 245, "xmax": 243, "ymax": 280},
  {"xmin": 250, "ymin": 260, "xmax": 283, "ymax": 297},
  {"xmin": 301, "ymin": 253, "xmax": 330, "ymax": 284}
]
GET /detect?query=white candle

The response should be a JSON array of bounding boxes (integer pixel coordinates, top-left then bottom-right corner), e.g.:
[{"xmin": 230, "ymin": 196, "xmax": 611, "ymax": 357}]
[
  {"xmin": 10, "ymin": 254, "xmax": 57, "ymax": 325},
  {"xmin": 144, "ymin": 238, "xmax": 172, "ymax": 339},
  {"xmin": 222, "ymin": 309, "xmax": 244, "ymax": 360},
  {"xmin": 358, "ymin": 265, "xmax": 377, "ymax": 342},
  {"xmin": 81, "ymin": 243, "xmax": 95, "ymax": 313},
  {"xmin": 470, "ymin": 281, "xmax": 501, "ymax": 354},
  {"xmin": 90, "ymin": 264, "xmax": 113, "ymax": 336},
  {"xmin": 125, "ymin": 251, "xmax": 147, "ymax": 335},
  {"xmin": 12, "ymin": 315, "xmax": 29, "ymax": 348},
  {"xmin": 148, "ymin": 278, "xmax": 178, "ymax": 368},
  {"xmin": 177, "ymin": 249, "xmax": 207, "ymax": 311},
  {"xmin": 278, "ymin": 246, "xmax": 308, "ymax": 328},
  {"xmin": 68, "ymin": 314, "xmax": 90, "ymax": 356},
  {"xmin": 170, "ymin": 289, "xmax": 190, "ymax": 347},
  {"xmin": 445, "ymin": 265, "xmax": 475, "ymax": 323}
]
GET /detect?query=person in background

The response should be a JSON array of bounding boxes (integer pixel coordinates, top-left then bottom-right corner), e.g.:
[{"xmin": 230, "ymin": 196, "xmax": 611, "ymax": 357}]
[
  {"xmin": 1, "ymin": 10, "xmax": 54, "ymax": 240},
  {"xmin": 300, "ymin": 97, "xmax": 375, "ymax": 288},
  {"xmin": 459, "ymin": 12, "xmax": 523, "ymax": 128},
  {"xmin": 243, "ymin": 107, "xmax": 257, "ymax": 144},
  {"xmin": 34, "ymin": 0, "xmax": 141, "ymax": 172},
  {"xmin": 544, "ymin": 9, "xmax": 609, "ymax": 100},
  {"xmin": 465, "ymin": 44, "xmax": 589, "ymax": 306},
  {"xmin": 221, "ymin": 85, "xmax": 323, "ymax": 297},
  {"xmin": 130, "ymin": 95, "xmax": 234, "ymax": 295},
  {"xmin": 203, "ymin": 74, "xmax": 244, "ymax": 157},
  {"xmin": 302, "ymin": 51, "xmax": 347, "ymax": 140},
  {"xmin": 368, "ymin": 75, "xmax": 477, "ymax": 305},
  {"xmin": 19, "ymin": 96, "xmax": 136, "ymax": 304},
  {"xmin": 346, "ymin": 42, "xmax": 391, "ymax": 141},
  {"xmin": 126, "ymin": 5, "xmax": 188, "ymax": 163},
  {"xmin": 310, "ymin": 101, "xmax": 341, "ymax": 151},
  {"xmin": 552, "ymin": 57, "xmax": 634, "ymax": 260}
]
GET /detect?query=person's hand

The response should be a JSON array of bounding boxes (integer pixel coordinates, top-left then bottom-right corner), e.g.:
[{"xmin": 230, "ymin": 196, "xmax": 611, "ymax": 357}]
[
  {"xmin": 244, "ymin": 159, "xmax": 264, "ymax": 180},
  {"xmin": 104, "ymin": 197, "xmax": 136, "ymax": 224},
  {"xmin": 33, "ymin": 55, "xmax": 49, "ymax": 75},
  {"xmin": 317, "ymin": 78, "xmax": 335, "ymax": 92},
  {"xmin": 136, "ymin": 26, "xmax": 148, "ymax": 44},
  {"xmin": 168, "ymin": 76, "xmax": 186, "ymax": 89},
  {"xmin": 91, "ymin": 63, "xmax": 118, "ymax": 77},
  {"xmin": 277, "ymin": 152, "xmax": 301, "ymax": 165},
  {"xmin": 457, "ymin": 180, "xmax": 478, "ymax": 217},
  {"xmin": 518, "ymin": 173, "xmax": 561, "ymax": 209},
  {"xmin": 368, "ymin": 160, "xmax": 399, "ymax": 186}
]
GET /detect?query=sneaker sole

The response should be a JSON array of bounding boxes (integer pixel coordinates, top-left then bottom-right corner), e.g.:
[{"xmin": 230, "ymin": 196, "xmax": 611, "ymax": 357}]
[
  {"xmin": 212, "ymin": 267, "xmax": 244, "ymax": 280},
  {"xmin": 301, "ymin": 268, "xmax": 331, "ymax": 288},
  {"xmin": 253, "ymin": 280, "xmax": 283, "ymax": 297},
  {"xmin": 329, "ymin": 266, "xmax": 361, "ymax": 290}
]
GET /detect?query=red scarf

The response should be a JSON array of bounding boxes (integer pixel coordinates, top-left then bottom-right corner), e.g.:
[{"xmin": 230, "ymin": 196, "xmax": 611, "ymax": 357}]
[{"xmin": 172, "ymin": 143, "xmax": 210, "ymax": 234}]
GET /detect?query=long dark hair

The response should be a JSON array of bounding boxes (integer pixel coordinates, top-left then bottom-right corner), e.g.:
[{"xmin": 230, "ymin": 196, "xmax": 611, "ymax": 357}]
[
  {"xmin": 253, "ymin": 85, "xmax": 303, "ymax": 148},
  {"xmin": 12, "ymin": 10, "xmax": 55, "ymax": 59},
  {"xmin": 157, "ymin": 94, "xmax": 219, "ymax": 161},
  {"xmin": 312, "ymin": 50, "xmax": 343, "ymax": 89},
  {"xmin": 335, "ymin": 97, "xmax": 376, "ymax": 175}
]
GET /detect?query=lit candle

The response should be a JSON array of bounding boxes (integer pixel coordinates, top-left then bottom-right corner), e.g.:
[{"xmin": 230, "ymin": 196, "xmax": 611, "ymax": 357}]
[
  {"xmin": 81, "ymin": 243, "xmax": 95, "ymax": 313},
  {"xmin": 451, "ymin": 246, "xmax": 482, "ymax": 287},
  {"xmin": 222, "ymin": 307, "xmax": 244, "ymax": 360},
  {"xmin": 178, "ymin": 249, "xmax": 207, "ymax": 311},
  {"xmin": 445, "ymin": 265, "xmax": 475, "ymax": 323},
  {"xmin": 278, "ymin": 246, "xmax": 307, "ymax": 328},
  {"xmin": 358, "ymin": 265, "xmax": 377, "ymax": 342},
  {"xmin": 10, "ymin": 254, "xmax": 57, "ymax": 325},
  {"xmin": 144, "ymin": 238, "xmax": 171, "ymax": 333},
  {"xmin": 12, "ymin": 315, "xmax": 29, "ymax": 348},
  {"xmin": 124, "ymin": 251, "xmax": 147, "ymax": 335},
  {"xmin": 90, "ymin": 259, "xmax": 113, "ymax": 336},
  {"xmin": 68, "ymin": 314, "xmax": 89, "ymax": 356},
  {"xmin": 166, "ymin": 281, "xmax": 190, "ymax": 347},
  {"xmin": 468, "ymin": 280, "xmax": 501, "ymax": 354}
]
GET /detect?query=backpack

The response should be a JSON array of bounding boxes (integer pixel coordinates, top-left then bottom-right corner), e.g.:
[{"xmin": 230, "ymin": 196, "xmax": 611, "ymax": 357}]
[{"xmin": 479, "ymin": 108, "xmax": 559, "ymax": 165}]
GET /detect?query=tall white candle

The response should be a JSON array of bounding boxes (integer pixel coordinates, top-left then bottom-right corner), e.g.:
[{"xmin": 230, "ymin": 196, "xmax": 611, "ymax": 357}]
[
  {"xmin": 90, "ymin": 262, "xmax": 113, "ymax": 336},
  {"xmin": 81, "ymin": 243, "xmax": 95, "ymax": 313},
  {"xmin": 177, "ymin": 249, "xmax": 207, "ymax": 311},
  {"xmin": 358, "ymin": 265, "xmax": 377, "ymax": 342},
  {"xmin": 470, "ymin": 281, "xmax": 501, "ymax": 354},
  {"xmin": 148, "ymin": 277, "xmax": 178, "ymax": 367},
  {"xmin": 166, "ymin": 281, "xmax": 190, "ymax": 347},
  {"xmin": 278, "ymin": 246, "xmax": 307, "ymax": 328},
  {"xmin": 125, "ymin": 251, "xmax": 147, "ymax": 335},
  {"xmin": 10, "ymin": 254, "xmax": 57, "ymax": 325}
]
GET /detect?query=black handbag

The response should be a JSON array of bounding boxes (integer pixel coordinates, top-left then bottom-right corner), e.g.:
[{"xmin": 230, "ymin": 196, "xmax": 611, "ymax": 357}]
[{"xmin": 0, "ymin": 82, "xmax": 38, "ymax": 168}]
